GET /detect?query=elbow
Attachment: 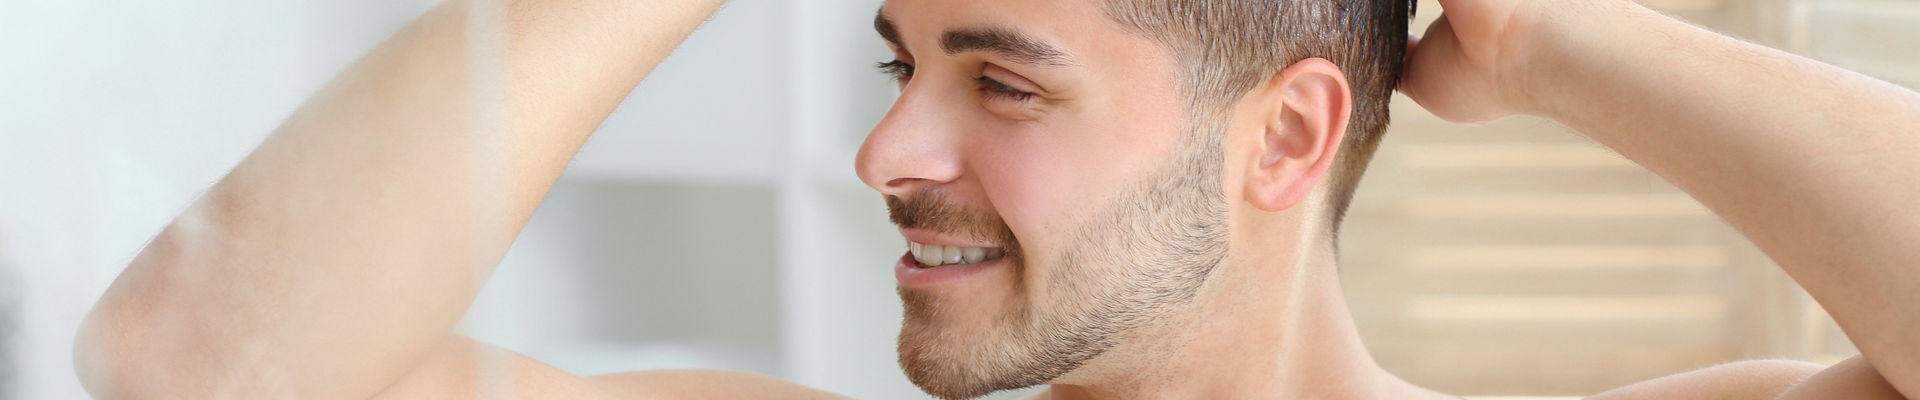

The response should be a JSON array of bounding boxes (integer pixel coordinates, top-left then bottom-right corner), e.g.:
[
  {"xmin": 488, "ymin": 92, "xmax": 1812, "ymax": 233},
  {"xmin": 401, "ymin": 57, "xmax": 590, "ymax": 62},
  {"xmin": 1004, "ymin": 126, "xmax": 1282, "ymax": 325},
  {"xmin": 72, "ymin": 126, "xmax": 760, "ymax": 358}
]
[
  {"xmin": 72, "ymin": 235, "xmax": 196, "ymax": 399},
  {"xmin": 73, "ymin": 293, "xmax": 169, "ymax": 400},
  {"xmin": 74, "ymin": 302, "xmax": 137, "ymax": 399}
]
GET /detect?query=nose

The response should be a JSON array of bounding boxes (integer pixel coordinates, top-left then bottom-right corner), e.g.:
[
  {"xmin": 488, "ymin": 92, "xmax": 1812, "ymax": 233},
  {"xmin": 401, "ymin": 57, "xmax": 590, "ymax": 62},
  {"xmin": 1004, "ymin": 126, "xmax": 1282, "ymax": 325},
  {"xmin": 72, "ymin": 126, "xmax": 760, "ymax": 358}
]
[{"xmin": 854, "ymin": 86, "xmax": 965, "ymax": 198}]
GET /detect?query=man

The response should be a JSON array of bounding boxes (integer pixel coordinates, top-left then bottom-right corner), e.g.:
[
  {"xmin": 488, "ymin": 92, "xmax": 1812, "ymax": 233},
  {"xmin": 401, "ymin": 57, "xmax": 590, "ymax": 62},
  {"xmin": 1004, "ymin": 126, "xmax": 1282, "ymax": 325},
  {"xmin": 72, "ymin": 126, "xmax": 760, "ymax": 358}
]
[{"xmin": 72, "ymin": 0, "xmax": 1920, "ymax": 399}]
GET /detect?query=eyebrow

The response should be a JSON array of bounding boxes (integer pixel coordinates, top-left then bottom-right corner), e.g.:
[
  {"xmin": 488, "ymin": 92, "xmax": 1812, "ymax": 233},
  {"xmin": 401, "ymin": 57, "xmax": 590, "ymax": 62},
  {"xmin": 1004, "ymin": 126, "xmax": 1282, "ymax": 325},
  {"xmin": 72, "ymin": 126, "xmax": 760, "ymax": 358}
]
[{"xmin": 874, "ymin": 11, "xmax": 1074, "ymax": 68}]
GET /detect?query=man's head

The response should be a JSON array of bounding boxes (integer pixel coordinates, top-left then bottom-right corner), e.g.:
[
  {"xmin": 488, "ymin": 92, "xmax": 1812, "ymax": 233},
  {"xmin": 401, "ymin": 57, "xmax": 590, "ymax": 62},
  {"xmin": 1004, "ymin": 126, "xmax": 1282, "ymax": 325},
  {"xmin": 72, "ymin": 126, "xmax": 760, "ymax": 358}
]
[{"xmin": 854, "ymin": 0, "xmax": 1410, "ymax": 398}]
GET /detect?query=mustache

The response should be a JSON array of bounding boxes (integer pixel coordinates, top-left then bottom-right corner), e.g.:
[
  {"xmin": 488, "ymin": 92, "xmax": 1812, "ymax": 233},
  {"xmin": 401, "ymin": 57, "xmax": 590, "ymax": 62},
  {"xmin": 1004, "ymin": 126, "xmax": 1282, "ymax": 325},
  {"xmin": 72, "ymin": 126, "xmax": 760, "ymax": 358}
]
[{"xmin": 886, "ymin": 190, "xmax": 1016, "ymax": 246}]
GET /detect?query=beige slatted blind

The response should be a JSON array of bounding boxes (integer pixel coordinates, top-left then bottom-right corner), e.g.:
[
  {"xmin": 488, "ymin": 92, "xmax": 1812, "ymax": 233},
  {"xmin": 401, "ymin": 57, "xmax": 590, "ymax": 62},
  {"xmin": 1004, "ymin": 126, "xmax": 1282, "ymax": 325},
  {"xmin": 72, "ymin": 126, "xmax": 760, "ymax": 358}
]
[{"xmin": 1348, "ymin": 0, "xmax": 1917, "ymax": 396}]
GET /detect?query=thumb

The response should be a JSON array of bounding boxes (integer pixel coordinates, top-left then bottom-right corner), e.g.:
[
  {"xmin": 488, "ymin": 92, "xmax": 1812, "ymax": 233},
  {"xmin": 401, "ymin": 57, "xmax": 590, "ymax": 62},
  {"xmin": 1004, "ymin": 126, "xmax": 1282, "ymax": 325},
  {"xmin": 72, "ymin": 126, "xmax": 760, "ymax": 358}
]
[{"xmin": 1398, "ymin": 33, "xmax": 1421, "ymax": 93}]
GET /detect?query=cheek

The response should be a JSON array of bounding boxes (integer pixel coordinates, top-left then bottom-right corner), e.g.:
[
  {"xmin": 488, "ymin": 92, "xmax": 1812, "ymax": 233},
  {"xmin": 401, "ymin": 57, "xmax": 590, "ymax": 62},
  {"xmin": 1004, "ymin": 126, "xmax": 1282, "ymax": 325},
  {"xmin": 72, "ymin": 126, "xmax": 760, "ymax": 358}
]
[
  {"xmin": 970, "ymin": 140, "xmax": 1075, "ymax": 248},
  {"xmin": 966, "ymin": 118, "xmax": 1182, "ymax": 257}
]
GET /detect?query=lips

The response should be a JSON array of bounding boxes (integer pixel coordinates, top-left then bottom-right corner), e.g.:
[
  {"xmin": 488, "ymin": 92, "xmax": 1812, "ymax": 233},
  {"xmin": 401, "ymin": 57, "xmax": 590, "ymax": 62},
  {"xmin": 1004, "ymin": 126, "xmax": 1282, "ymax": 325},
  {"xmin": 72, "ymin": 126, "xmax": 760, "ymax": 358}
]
[
  {"xmin": 894, "ymin": 249, "xmax": 1005, "ymax": 288},
  {"xmin": 894, "ymin": 229, "xmax": 1014, "ymax": 287},
  {"xmin": 907, "ymin": 241, "xmax": 1007, "ymax": 267}
]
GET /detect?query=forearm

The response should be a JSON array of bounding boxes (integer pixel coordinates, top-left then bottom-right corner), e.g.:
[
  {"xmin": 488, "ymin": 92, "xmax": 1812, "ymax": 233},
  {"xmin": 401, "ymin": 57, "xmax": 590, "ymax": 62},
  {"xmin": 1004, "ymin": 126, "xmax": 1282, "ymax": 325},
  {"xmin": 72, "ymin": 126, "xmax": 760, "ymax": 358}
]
[
  {"xmin": 1527, "ymin": 1, "xmax": 1920, "ymax": 395},
  {"xmin": 73, "ymin": 0, "xmax": 723, "ymax": 398}
]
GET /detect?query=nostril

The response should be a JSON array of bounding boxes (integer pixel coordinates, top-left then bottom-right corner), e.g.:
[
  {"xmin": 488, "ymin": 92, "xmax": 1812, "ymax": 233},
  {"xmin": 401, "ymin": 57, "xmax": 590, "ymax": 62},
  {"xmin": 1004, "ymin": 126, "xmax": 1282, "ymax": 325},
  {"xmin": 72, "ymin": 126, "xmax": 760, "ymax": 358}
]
[
  {"xmin": 875, "ymin": 177, "xmax": 935, "ymax": 198},
  {"xmin": 884, "ymin": 178, "xmax": 918, "ymax": 189}
]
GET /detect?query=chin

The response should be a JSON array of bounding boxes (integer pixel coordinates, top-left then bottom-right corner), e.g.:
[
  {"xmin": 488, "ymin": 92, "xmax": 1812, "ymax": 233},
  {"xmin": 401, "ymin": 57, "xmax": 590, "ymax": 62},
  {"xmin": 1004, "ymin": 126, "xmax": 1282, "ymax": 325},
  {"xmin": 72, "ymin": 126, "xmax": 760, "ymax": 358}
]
[{"xmin": 895, "ymin": 287, "xmax": 1048, "ymax": 400}]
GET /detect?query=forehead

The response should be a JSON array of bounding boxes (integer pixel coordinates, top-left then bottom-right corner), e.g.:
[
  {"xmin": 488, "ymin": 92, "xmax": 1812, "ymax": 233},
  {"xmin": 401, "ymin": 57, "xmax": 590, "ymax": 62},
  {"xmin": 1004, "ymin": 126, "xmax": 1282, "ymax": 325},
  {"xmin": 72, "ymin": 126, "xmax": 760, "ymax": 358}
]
[
  {"xmin": 876, "ymin": 0, "xmax": 1150, "ymax": 58},
  {"xmin": 880, "ymin": 0, "xmax": 1104, "ymax": 25}
]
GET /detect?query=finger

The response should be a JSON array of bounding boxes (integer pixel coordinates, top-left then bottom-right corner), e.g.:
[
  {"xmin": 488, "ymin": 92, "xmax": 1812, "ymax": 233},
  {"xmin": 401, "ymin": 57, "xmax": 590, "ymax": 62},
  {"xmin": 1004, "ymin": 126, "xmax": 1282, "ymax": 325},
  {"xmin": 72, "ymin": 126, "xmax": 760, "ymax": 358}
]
[
  {"xmin": 1399, "ymin": 15, "xmax": 1448, "ymax": 94},
  {"xmin": 1399, "ymin": 33, "xmax": 1420, "ymax": 93},
  {"xmin": 1397, "ymin": 15, "xmax": 1453, "ymax": 96}
]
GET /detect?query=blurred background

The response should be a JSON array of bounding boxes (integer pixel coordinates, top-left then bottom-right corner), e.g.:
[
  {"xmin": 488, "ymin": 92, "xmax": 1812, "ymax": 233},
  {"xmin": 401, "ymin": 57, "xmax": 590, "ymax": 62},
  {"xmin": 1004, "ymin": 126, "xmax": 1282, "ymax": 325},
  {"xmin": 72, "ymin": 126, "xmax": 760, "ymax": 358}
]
[{"xmin": 1, "ymin": 0, "xmax": 1915, "ymax": 399}]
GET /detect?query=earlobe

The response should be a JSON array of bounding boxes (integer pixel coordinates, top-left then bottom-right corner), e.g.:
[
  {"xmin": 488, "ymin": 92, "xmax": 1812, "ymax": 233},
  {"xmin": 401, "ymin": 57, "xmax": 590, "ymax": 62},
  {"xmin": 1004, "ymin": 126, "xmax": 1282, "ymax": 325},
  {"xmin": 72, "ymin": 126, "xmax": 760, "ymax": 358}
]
[{"xmin": 1243, "ymin": 58, "xmax": 1353, "ymax": 213}]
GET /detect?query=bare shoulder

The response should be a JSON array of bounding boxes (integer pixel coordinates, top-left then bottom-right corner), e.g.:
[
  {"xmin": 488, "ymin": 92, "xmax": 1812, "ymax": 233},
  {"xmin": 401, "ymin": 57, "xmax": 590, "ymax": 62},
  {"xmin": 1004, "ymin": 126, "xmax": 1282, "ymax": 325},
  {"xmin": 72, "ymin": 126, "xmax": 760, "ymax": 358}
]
[
  {"xmin": 1587, "ymin": 359, "xmax": 1821, "ymax": 400},
  {"xmin": 372, "ymin": 336, "xmax": 846, "ymax": 400},
  {"xmin": 1589, "ymin": 357, "xmax": 1906, "ymax": 400},
  {"xmin": 592, "ymin": 369, "xmax": 850, "ymax": 399}
]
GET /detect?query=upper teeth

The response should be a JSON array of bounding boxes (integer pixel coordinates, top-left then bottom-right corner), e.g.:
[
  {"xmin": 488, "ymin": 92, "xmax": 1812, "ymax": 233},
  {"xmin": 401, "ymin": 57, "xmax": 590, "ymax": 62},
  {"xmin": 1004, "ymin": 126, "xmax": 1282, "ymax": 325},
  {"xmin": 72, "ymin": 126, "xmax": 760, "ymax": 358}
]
[{"xmin": 909, "ymin": 241, "xmax": 1004, "ymax": 267}]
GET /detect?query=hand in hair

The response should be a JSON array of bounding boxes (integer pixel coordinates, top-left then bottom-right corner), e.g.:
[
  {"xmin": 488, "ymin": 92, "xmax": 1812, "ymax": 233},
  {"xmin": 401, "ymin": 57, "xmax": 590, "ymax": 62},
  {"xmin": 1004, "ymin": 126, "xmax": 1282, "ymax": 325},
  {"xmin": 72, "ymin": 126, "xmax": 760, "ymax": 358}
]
[{"xmin": 1397, "ymin": 0, "xmax": 1548, "ymax": 123}]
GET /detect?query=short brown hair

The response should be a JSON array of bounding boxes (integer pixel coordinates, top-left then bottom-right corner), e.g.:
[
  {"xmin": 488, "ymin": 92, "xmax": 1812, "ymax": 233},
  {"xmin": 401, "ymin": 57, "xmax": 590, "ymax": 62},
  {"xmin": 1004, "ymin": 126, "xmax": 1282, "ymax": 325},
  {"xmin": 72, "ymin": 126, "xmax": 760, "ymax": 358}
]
[{"xmin": 1102, "ymin": 0, "xmax": 1414, "ymax": 232}]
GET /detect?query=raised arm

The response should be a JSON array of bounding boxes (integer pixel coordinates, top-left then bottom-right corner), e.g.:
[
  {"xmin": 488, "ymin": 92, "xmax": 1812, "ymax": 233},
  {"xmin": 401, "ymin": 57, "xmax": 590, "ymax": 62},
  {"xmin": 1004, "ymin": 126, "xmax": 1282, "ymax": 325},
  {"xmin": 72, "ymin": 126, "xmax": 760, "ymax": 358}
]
[
  {"xmin": 72, "ymin": 0, "xmax": 723, "ymax": 398},
  {"xmin": 1401, "ymin": 0, "xmax": 1920, "ymax": 397}
]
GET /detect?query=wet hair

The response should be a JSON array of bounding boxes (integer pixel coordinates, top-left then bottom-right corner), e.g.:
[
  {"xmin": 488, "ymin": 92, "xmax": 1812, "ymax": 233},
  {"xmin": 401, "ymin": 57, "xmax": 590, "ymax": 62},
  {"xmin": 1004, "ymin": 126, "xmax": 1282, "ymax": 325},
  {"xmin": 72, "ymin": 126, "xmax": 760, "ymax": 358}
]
[{"xmin": 1101, "ymin": 0, "xmax": 1415, "ymax": 234}]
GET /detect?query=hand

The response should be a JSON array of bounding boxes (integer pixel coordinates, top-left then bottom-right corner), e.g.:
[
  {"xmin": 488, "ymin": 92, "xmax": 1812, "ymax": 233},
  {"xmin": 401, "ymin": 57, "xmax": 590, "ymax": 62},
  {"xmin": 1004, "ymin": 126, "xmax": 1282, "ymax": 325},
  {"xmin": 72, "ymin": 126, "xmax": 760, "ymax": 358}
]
[{"xmin": 1399, "ymin": 0, "xmax": 1557, "ymax": 123}]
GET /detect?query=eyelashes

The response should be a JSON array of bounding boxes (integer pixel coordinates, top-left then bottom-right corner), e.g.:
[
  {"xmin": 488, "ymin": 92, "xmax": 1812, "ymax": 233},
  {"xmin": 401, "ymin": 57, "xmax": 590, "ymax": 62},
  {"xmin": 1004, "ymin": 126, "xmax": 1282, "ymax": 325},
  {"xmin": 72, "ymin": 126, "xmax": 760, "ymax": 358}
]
[
  {"xmin": 875, "ymin": 59, "xmax": 1036, "ymax": 103},
  {"xmin": 972, "ymin": 76, "xmax": 1034, "ymax": 102},
  {"xmin": 876, "ymin": 60, "xmax": 914, "ymax": 83}
]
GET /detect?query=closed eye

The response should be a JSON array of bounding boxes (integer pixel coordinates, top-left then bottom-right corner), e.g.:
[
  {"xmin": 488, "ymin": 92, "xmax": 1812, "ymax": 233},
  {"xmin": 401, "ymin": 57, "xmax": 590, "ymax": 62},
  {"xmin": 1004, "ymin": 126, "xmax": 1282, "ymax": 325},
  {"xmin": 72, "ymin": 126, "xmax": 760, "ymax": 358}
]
[{"xmin": 974, "ymin": 76, "xmax": 1034, "ymax": 102}]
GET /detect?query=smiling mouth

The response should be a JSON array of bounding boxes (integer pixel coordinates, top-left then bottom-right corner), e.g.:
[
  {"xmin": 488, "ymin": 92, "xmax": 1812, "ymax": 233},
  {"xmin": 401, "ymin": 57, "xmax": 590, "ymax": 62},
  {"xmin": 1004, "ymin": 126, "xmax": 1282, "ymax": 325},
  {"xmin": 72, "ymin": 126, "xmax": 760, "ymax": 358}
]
[{"xmin": 908, "ymin": 241, "xmax": 1007, "ymax": 267}]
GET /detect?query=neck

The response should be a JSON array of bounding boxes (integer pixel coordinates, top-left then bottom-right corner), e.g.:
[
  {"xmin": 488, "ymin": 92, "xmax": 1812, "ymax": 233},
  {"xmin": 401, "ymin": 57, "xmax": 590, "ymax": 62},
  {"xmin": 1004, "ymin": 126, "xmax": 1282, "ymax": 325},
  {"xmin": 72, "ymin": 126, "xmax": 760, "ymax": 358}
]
[{"xmin": 1039, "ymin": 218, "xmax": 1439, "ymax": 399}]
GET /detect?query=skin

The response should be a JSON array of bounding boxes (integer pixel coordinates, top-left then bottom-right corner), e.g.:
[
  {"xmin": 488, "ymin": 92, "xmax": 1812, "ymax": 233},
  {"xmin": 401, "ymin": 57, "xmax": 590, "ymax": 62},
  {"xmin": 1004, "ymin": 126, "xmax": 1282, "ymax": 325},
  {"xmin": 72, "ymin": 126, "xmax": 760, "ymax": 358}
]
[{"xmin": 70, "ymin": 0, "xmax": 1919, "ymax": 399}]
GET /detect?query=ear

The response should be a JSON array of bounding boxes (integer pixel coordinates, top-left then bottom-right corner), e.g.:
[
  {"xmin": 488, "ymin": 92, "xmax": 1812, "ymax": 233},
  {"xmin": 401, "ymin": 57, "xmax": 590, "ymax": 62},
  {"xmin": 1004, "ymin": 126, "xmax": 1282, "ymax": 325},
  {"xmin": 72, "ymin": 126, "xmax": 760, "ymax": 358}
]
[{"xmin": 1243, "ymin": 57, "xmax": 1352, "ymax": 212}]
